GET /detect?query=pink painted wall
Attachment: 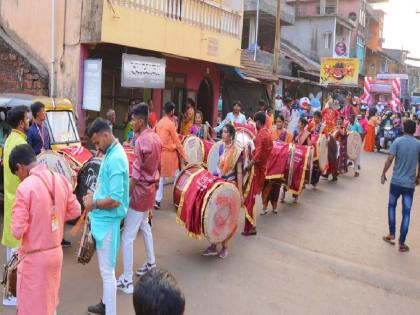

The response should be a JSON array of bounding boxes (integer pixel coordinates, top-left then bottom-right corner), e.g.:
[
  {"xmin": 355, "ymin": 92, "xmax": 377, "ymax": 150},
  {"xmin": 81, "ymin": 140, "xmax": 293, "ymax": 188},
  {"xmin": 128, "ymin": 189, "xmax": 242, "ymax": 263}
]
[
  {"xmin": 156, "ymin": 57, "xmax": 220, "ymax": 125},
  {"xmin": 76, "ymin": 44, "xmax": 88, "ymax": 138}
]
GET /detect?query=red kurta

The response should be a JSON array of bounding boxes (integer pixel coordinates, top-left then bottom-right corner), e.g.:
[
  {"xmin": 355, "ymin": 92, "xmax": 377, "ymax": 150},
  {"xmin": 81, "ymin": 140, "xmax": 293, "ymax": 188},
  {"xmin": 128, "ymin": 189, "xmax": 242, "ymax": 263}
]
[
  {"xmin": 130, "ymin": 128, "xmax": 162, "ymax": 211},
  {"xmin": 244, "ymin": 128, "xmax": 273, "ymax": 234}
]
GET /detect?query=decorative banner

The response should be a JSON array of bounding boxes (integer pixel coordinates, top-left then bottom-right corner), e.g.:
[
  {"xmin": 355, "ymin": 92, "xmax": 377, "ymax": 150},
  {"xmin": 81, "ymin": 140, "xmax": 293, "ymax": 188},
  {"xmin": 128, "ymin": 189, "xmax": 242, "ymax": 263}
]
[
  {"xmin": 121, "ymin": 54, "xmax": 166, "ymax": 89},
  {"xmin": 320, "ymin": 58, "xmax": 359, "ymax": 86}
]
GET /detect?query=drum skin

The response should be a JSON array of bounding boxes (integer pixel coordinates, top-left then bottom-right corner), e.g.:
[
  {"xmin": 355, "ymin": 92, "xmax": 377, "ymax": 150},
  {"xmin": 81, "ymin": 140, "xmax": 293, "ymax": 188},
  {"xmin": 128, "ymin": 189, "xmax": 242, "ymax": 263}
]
[
  {"xmin": 304, "ymin": 146, "xmax": 314, "ymax": 184},
  {"xmin": 206, "ymin": 141, "xmax": 224, "ymax": 175},
  {"xmin": 201, "ymin": 182, "xmax": 241, "ymax": 243},
  {"xmin": 173, "ymin": 164, "xmax": 204, "ymax": 209},
  {"xmin": 317, "ymin": 134, "xmax": 329, "ymax": 173},
  {"xmin": 76, "ymin": 158, "xmax": 102, "ymax": 209},
  {"xmin": 37, "ymin": 151, "xmax": 75, "ymax": 188},
  {"xmin": 347, "ymin": 132, "xmax": 362, "ymax": 161},
  {"xmin": 182, "ymin": 135, "xmax": 205, "ymax": 165}
]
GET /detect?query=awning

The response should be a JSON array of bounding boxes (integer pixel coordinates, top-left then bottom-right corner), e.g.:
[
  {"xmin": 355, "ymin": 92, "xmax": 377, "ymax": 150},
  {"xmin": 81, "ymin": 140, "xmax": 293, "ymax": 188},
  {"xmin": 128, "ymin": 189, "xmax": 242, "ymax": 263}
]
[{"xmin": 238, "ymin": 51, "xmax": 279, "ymax": 83}]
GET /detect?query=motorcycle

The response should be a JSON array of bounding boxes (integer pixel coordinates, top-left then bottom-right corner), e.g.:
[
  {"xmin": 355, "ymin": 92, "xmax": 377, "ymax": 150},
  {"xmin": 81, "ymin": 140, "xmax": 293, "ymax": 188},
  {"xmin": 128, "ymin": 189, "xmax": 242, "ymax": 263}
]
[{"xmin": 376, "ymin": 119, "xmax": 394, "ymax": 151}]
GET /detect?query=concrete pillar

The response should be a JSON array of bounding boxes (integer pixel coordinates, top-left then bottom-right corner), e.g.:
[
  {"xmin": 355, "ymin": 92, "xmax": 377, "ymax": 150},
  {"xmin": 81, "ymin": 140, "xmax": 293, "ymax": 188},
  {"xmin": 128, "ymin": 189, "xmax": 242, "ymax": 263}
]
[
  {"xmin": 320, "ymin": 0, "xmax": 326, "ymax": 15},
  {"xmin": 249, "ymin": 16, "xmax": 256, "ymax": 48}
]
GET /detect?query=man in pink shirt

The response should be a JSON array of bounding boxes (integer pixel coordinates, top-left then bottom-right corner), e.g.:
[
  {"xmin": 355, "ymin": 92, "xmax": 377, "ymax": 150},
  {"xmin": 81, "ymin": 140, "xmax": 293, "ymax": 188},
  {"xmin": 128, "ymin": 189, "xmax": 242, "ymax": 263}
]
[
  {"xmin": 117, "ymin": 103, "xmax": 162, "ymax": 294},
  {"xmin": 10, "ymin": 144, "xmax": 81, "ymax": 315}
]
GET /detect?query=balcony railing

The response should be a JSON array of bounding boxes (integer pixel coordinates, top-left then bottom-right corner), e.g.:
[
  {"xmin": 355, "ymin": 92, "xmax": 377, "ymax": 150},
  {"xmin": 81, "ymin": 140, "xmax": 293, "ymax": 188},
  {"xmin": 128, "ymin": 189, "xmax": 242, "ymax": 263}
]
[{"xmin": 110, "ymin": 0, "xmax": 242, "ymax": 38}]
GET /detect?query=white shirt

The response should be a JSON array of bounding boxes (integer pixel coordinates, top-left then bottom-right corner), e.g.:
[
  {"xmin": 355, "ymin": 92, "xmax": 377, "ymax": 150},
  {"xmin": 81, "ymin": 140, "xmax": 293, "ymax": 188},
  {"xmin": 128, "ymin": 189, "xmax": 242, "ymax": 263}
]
[
  {"xmin": 275, "ymin": 99, "xmax": 283, "ymax": 111},
  {"xmin": 214, "ymin": 112, "xmax": 247, "ymax": 133}
]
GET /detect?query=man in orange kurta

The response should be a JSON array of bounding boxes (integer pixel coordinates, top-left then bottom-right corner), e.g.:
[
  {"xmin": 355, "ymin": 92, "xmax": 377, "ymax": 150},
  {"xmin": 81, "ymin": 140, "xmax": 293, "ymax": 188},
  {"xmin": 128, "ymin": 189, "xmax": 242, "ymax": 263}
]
[
  {"xmin": 155, "ymin": 102, "xmax": 187, "ymax": 209},
  {"xmin": 10, "ymin": 144, "xmax": 81, "ymax": 315},
  {"xmin": 243, "ymin": 112, "xmax": 273, "ymax": 236}
]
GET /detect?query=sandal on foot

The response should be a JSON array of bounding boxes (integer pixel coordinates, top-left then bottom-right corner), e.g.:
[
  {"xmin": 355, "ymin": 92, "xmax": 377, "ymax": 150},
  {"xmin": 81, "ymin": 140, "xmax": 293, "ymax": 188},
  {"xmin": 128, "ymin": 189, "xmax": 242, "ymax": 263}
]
[
  {"xmin": 260, "ymin": 209, "xmax": 268, "ymax": 215},
  {"xmin": 382, "ymin": 235, "xmax": 395, "ymax": 245},
  {"xmin": 399, "ymin": 244, "xmax": 410, "ymax": 252},
  {"xmin": 272, "ymin": 209, "xmax": 278, "ymax": 214}
]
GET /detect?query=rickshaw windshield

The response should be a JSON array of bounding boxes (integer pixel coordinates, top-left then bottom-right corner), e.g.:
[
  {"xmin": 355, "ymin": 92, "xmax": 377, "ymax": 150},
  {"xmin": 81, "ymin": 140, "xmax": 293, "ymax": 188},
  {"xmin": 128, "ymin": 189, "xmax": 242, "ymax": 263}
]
[{"xmin": 46, "ymin": 111, "xmax": 79, "ymax": 144}]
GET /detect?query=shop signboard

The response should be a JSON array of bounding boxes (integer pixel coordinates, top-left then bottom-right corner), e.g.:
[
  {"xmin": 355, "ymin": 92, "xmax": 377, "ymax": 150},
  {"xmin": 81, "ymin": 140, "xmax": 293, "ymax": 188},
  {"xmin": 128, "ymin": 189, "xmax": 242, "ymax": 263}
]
[
  {"xmin": 319, "ymin": 58, "xmax": 359, "ymax": 86},
  {"xmin": 121, "ymin": 54, "xmax": 166, "ymax": 89},
  {"xmin": 82, "ymin": 59, "xmax": 102, "ymax": 112}
]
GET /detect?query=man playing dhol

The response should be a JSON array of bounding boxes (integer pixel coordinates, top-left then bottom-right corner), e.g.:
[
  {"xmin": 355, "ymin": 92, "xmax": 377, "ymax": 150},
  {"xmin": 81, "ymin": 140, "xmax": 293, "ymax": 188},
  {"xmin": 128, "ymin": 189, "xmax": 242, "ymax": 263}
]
[{"xmin": 84, "ymin": 118, "xmax": 129, "ymax": 315}]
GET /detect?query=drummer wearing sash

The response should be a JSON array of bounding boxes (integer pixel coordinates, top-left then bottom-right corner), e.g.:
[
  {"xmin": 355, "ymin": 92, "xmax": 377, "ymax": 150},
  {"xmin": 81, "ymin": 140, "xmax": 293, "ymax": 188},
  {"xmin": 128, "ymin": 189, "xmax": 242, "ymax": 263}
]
[
  {"xmin": 280, "ymin": 118, "xmax": 310, "ymax": 203},
  {"xmin": 9, "ymin": 144, "xmax": 81, "ymax": 315},
  {"xmin": 306, "ymin": 111, "xmax": 324, "ymax": 188},
  {"xmin": 202, "ymin": 124, "xmax": 243, "ymax": 259},
  {"xmin": 243, "ymin": 112, "xmax": 273, "ymax": 236},
  {"xmin": 261, "ymin": 114, "xmax": 292, "ymax": 215},
  {"xmin": 26, "ymin": 102, "xmax": 51, "ymax": 155}
]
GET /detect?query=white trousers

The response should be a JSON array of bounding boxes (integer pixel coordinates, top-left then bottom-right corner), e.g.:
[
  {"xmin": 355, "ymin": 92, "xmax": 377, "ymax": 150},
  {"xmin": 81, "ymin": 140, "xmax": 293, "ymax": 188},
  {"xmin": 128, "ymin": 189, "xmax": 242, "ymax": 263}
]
[
  {"xmin": 156, "ymin": 169, "xmax": 180, "ymax": 203},
  {"xmin": 121, "ymin": 209, "xmax": 155, "ymax": 282},
  {"xmin": 97, "ymin": 229, "xmax": 116, "ymax": 315},
  {"xmin": 6, "ymin": 247, "xmax": 17, "ymax": 263}
]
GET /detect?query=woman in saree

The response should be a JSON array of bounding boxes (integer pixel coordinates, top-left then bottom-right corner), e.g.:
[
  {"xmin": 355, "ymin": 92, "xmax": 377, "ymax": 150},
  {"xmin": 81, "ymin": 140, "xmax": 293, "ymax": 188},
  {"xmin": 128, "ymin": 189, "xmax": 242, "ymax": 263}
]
[
  {"xmin": 306, "ymin": 111, "xmax": 324, "ymax": 188},
  {"xmin": 181, "ymin": 98, "xmax": 195, "ymax": 136},
  {"xmin": 364, "ymin": 107, "xmax": 380, "ymax": 152},
  {"xmin": 202, "ymin": 124, "xmax": 243, "ymax": 259},
  {"xmin": 334, "ymin": 116, "xmax": 349, "ymax": 175},
  {"xmin": 280, "ymin": 117, "xmax": 311, "ymax": 203},
  {"xmin": 261, "ymin": 115, "xmax": 293, "ymax": 215},
  {"xmin": 189, "ymin": 110, "xmax": 211, "ymax": 141}
]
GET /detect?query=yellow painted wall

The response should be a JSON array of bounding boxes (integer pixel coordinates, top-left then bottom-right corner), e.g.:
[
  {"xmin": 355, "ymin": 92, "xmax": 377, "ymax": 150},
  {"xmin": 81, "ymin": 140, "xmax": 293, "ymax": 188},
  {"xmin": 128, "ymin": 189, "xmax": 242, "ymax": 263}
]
[{"xmin": 100, "ymin": 2, "xmax": 242, "ymax": 67}]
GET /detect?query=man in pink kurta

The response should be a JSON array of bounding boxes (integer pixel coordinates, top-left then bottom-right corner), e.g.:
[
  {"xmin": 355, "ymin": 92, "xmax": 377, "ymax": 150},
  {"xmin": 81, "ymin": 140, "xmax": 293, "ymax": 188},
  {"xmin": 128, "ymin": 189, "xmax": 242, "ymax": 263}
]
[
  {"xmin": 10, "ymin": 144, "xmax": 81, "ymax": 315},
  {"xmin": 154, "ymin": 101, "xmax": 186, "ymax": 209},
  {"xmin": 117, "ymin": 104, "xmax": 162, "ymax": 294}
]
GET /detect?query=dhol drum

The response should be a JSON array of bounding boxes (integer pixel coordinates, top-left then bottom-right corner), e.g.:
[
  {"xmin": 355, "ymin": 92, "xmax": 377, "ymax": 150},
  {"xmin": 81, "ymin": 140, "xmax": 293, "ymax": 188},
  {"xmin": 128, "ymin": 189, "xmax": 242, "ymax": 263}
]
[
  {"xmin": 286, "ymin": 144, "xmax": 311, "ymax": 195},
  {"xmin": 173, "ymin": 164, "xmax": 204, "ymax": 209},
  {"xmin": 203, "ymin": 139, "xmax": 214, "ymax": 163},
  {"xmin": 235, "ymin": 128, "xmax": 254, "ymax": 189},
  {"xmin": 347, "ymin": 131, "xmax": 362, "ymax": 161},
  {"xmin": 173, "ymin": 165, "xmax": 241, "ymax": 243},
  {"xmin": 317, "ymin": 134, "xmax": 329, "ymax": 174},
  {"xmin": 206, "ymin": 141, "xmax": 224, "ymax": 176},
  {"xmin": 304, "ymin": 146, "xmax": 314, "ymax": 185},
  {"xmin": 59, "ymin": 146, "xmax": 93, "ymax": 186},
  {"xmin": 37, "ymin": 151, "xmax": 75, "ymax": 188},
  {"xmin": 265, "ymin": 141, "xmax": 293, "ymax": 181},
  {"xmin": 75, "ymin": 158, "xmax": 102, "ymax": 209},
  {"xmin": 182, "ymin": 135, "xmax": 205, "ymax": 166}
]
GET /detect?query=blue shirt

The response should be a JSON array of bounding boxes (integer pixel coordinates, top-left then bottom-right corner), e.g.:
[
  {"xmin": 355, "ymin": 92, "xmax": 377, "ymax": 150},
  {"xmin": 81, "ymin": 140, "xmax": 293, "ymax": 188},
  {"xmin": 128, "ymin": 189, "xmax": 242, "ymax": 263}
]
[
  {"xmin": 348, "ymin": 122, "xmax": 363, "ymax": 135},
  {"xmin": 389, "ymin": 135, "xmax": 420, "ymax": 189},
  {"xmin": 89, "ymin": 140, "xmax": 129, "ymax": 266},
  {"xmin": 26, "ymin": 122, "xmax": 51, "ymax": 154},
  {"xmin": 214, "ymin": 112, "xmax": 247, "ymax": 133}
]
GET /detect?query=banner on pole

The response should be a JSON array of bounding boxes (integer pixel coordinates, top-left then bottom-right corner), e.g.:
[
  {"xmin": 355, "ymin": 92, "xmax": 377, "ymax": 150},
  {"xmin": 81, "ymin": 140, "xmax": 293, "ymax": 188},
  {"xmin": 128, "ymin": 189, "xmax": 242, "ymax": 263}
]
[{"xmin": 319, "ymin": 58, "xmax": 359, "ymax": 86}]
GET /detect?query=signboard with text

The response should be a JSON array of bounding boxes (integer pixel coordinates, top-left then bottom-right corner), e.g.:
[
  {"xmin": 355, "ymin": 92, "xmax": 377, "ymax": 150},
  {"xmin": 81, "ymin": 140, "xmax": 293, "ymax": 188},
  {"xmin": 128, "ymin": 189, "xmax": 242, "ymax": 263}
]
[
  {"xmin": 320, "ymin": 58, "xmax": 359, "ymax": 86},
  {"xmin": 121, "ymin": 54, "xmax": 166, "ymax": 89},
  {"xmin": 82, "ymin": 59, "xmax": 102, "ymax": 112}
]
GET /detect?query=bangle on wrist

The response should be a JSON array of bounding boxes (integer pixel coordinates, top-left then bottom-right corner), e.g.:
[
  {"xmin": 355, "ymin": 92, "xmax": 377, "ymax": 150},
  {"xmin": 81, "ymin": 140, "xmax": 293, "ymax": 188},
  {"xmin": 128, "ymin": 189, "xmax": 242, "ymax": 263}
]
[{"xmin": 93, "ymin": 199, "xmax": 98, "ymax": 209}]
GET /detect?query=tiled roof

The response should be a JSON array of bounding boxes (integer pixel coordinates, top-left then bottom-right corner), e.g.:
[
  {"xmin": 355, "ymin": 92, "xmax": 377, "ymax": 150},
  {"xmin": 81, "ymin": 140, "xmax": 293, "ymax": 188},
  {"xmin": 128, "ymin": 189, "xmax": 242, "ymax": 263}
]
[
  {"xmin": 239, "ymin": 51, "xmax": 279, "ymax": 83},
  {"xmin": 281, "ymin": 40, "xmax": 320, "ymax": 74}
]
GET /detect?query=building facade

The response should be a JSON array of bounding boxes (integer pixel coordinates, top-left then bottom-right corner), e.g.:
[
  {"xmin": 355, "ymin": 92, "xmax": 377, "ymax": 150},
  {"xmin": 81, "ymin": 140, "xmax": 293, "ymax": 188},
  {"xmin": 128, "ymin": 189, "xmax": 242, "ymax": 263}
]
[{"xmin": 0, "ymin": 0, "xmax": 243, "ymax": 138}]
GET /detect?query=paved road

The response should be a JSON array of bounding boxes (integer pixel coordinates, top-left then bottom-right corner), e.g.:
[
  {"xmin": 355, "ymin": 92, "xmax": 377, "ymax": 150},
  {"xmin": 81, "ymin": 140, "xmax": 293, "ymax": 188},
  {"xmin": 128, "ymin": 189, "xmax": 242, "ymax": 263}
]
[{"xmin": 2, "ymin": 151, "xmax": 420, "ymax": 315}]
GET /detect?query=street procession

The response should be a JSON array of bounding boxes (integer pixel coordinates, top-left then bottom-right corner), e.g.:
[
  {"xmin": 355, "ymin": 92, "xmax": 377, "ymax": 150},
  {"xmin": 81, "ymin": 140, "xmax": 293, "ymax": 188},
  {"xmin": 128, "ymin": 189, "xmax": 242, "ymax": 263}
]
[{"xmin": 1, "ymin": 0, "xmax": 420, "ymax": 315}]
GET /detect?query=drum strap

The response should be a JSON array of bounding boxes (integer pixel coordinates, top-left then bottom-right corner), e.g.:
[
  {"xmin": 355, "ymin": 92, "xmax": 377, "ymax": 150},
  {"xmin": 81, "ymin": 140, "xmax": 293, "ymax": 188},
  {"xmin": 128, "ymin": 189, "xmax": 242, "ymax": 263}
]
[{"xmin": 33, "ymin": 170, "xmax": 56, "ymax": 208}]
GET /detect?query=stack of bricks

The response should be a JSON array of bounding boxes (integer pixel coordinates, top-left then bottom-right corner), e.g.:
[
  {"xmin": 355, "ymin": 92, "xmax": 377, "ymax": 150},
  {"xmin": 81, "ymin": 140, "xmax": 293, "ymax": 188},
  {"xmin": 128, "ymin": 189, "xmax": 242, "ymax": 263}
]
[{"xmin": 0, "ymin": 37, "xmax": 48, "ymax": 96}]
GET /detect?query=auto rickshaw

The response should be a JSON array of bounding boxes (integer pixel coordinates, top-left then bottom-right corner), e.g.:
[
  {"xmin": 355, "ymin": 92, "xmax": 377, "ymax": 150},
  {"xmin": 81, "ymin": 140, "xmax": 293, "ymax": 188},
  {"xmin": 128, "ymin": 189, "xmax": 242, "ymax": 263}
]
[{"xmin": 0, "ymin": 94, "xmax": 96, "ymax": 203}]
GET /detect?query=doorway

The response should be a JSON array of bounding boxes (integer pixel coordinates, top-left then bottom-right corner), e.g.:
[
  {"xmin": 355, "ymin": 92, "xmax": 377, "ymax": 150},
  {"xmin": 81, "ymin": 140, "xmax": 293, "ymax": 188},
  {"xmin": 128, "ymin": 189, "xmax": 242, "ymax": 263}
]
[{"xmin": 197, "ymin": 78, "xmax": 214, "ymax": 124}]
